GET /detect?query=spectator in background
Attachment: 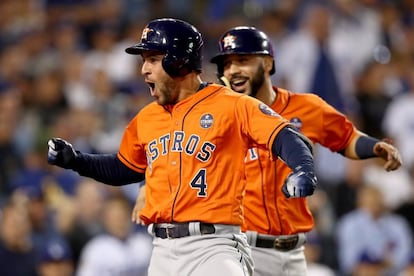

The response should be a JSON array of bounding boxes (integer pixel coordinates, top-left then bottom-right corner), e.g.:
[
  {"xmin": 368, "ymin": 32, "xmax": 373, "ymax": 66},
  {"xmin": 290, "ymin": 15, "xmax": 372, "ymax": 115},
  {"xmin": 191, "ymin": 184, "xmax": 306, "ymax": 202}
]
[
  {"xmin": 352, "ymin": 251, "xmax": 392, "ymax": 276},
  {"xmin": 274, "ymin": 3, "xmax": 356, "ymax": 197},
  {"xmin": 336, "ymin": 184, "xmax": 412, "ymax": 276},
  {"xmin": 354, "ymin": 61, "xmax": 395, "ymax": 139},
  {"xmin": 0, "ymin": 194, "xmax": 37, "ymax": 276},
  {"xmin": 58, "ymin": 178, "xmax": 107, "ymax": 268},
  {"xmin": 400, "ymin": 251, "xmax": 414, "ymax": 276},
  {"xmin": 360, "ymin": 155, "xmax": 413, "ymax": 212},
  {"xmin": 0, "ymin": 0, "xmax": 412, "ymax": 274},
  {"xmin": 76, "ymin": 195, "xmax": 152, "ymax": 276},
  {"xmin": 0, "ymin": 82, "xmax": 23, "ymax": 201},
  {"xmin": 275, "ymin": 2, "xmax": 359, "ymax": 114},
  {"xmin": 382, "ymin": 65, "xmax": 414, "ymax": 169},
  {"xmin": 36, "ymin": 238, "xmax": 74, "ymax": 276},
  {"xmin": 304, "ymin": 229, "xmax": 336, "ymax": 276}
]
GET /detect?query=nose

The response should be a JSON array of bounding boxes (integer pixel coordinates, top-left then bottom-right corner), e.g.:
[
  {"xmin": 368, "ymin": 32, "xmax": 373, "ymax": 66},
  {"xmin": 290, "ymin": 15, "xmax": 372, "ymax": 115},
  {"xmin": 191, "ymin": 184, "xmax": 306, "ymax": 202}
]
[
  {"xmin": 227, "ymin": 62, "xmax": 241, "ymax": 75},
  {"xmin": 141, "ymin": 60, "xmax": 150, "ymax": 76}
]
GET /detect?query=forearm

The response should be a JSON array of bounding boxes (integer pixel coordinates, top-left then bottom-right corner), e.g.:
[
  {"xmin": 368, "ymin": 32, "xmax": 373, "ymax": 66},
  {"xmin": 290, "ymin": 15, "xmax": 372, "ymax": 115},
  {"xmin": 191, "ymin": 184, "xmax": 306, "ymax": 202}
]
[
  {"xmin": 342, "ymin": 131, "xmax": 402, "ymax": 171},
  {"xmin": 272, "ymin": 126, "xmax": 314, "ymax": 172},
  {"xmin": 73, "ymin": 153, "xmax": 145, "ymax": 185},
  {"xmin": 343, "ymin": 131, "xmax": 379, "ymax": 159}
]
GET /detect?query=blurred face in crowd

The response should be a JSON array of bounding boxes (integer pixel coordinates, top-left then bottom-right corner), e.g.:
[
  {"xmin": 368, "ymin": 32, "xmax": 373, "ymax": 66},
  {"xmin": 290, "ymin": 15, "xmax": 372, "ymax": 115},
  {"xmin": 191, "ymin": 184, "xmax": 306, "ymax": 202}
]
[
  {"xmin": 141, "ymin": 51, "xmax": 180, "ymax": 106},
  {"xmin": 103, "ymin": 198, "xmax": 131, "ymax": 240},
  {"xmin": 222, "ymin": 54, "xmax": 272, "ymax": 98},
  {"xmin": 38, "ymin": 261, "xmax": 74, "ymax": 276},
  {"xmin": 357, "ymin": 185, "xmax": 386, "ymax": 219},
  {"xmin": 0, "ymin": 204, "xmax": 32, "ymax": 252}
]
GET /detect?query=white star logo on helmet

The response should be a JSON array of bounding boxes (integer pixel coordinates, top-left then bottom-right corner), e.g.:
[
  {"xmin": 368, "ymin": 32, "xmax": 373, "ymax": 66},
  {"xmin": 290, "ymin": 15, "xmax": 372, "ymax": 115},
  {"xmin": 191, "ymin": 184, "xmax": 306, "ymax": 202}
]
[
  {"xmin": 222, "ymin": 34, "xmax": 236, "ymax": 49},
  {"xmin": 141, "ymin": 27, "xmax": 152, "ymax": 40}
]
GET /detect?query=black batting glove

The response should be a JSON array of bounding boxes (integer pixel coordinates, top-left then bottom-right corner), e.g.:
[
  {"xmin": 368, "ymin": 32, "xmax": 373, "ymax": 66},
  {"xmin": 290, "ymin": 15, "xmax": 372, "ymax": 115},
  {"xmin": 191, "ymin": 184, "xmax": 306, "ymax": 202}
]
[
  {"xmin": 47, "ymin": 138, "xmax": 78, "ymax": 169},
  {"xmin": 282, "ymin": 166, "xmax": 317, "ymax": 198}
]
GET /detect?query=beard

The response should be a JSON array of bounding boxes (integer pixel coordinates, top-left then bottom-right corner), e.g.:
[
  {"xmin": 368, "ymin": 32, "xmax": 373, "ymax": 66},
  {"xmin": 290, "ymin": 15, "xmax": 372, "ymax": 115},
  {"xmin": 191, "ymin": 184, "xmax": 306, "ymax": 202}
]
[
  {"xmin": 158, "ymin": 77, "xmax": 179, "ymax": 105},
  {"xmin": 249, "ymin": 65, "xmax": 265, "ymax": 98}
]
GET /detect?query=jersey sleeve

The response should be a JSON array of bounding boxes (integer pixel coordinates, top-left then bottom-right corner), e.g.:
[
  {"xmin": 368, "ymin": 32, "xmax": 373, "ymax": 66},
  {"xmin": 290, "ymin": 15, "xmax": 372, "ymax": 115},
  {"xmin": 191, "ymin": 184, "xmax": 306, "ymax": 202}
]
[
  {"xmin": 117, "ymin": 115, "xmax": 147, "ymax": 173},
  {"xmin": 313, "ymin": 96, "xmax": 358, "ymax": 152},
  {"xmin": 234, "ymin": 95, "xmax": 290, "ymax": 154}
]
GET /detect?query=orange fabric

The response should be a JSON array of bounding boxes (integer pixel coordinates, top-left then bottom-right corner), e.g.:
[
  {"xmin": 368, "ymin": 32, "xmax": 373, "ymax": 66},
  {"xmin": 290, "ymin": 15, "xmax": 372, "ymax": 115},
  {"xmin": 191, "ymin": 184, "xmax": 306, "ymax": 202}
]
[
  {"xmin": 117, "ymin": 84, "xmax": 289, "ymax": 225},
  {"xmin": 242, "ymin": 87, "xmax": 358, "ymax": 235}
]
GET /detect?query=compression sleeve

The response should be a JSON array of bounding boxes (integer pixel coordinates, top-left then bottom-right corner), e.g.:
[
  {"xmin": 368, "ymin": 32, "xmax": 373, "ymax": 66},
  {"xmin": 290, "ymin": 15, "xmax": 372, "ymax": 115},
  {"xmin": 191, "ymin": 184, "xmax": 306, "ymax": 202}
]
[
  {"xmin": 72, "ymin": 153, "xmax": 145, "ymax": 186},
  {"xmin": 272, "ymin": 126, "xmax": 314, "ymax": 172}
]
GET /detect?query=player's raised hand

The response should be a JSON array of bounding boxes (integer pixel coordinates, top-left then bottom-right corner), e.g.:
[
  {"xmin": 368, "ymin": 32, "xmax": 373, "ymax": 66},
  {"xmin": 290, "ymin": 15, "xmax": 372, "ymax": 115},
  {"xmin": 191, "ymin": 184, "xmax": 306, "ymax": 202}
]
[
  {"xmin": 47, "ymin": 138, "xmax": 78, "ymax": 169},
  {"xmin": 373, "ymin": 140, "xmax": 402, "ymax": 172},
  {"xmin": 282, "ymin": 166, "xmax": 317, "ymax": 198}
]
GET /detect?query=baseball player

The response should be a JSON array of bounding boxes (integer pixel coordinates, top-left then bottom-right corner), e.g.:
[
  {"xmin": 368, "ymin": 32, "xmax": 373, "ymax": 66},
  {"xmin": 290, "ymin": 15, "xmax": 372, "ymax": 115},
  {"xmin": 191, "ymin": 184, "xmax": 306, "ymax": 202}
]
[
  {"xmin": 47, "ymin": 19, "xmax": 318, "ymax": 276},
  {"xmin": 209, "ymin": 26, "xmax": 402, "ymax": 276}
]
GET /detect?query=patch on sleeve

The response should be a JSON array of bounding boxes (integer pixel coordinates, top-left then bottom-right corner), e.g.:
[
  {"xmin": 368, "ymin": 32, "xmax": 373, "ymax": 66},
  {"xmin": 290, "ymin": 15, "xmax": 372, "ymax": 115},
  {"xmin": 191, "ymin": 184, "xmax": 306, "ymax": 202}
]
[
  {"xmin": 259, "ymin": 103, "xmax": 280, "ymax": 117},
  {"xmin": 289, "ymin": 117, "xmax": 303, "ymax": 131}
]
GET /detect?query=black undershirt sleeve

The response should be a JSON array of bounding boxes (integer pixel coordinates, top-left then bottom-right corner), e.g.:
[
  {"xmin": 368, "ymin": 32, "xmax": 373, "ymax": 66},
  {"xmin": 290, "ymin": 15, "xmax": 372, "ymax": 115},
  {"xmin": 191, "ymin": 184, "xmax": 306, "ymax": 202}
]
[
  {"xmin": 72, "ymin": 153, "xmax": 145, "ymax": 186},
  {"xmin": 271, "ymin": 126, "xmax": 314, "ymax": 173}
]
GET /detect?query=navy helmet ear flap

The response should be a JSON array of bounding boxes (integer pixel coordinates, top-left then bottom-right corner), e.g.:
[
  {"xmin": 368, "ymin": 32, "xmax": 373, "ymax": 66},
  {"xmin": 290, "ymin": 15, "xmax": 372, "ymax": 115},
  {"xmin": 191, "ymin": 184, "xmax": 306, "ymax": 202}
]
[{"xmin": 163, "ymin": 53, "xmax": 191, "ymax": 77}]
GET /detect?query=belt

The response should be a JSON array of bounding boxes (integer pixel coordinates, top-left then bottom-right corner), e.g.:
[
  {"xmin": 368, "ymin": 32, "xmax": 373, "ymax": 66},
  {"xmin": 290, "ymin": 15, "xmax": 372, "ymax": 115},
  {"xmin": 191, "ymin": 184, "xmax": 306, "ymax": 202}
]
[
  {"xmin": 246, "ymin": 231, "xmax": 306, "ymax": 251},
  {"xmin": 152, "ymin": 222, "xmax": 216, "ymax": 239}
]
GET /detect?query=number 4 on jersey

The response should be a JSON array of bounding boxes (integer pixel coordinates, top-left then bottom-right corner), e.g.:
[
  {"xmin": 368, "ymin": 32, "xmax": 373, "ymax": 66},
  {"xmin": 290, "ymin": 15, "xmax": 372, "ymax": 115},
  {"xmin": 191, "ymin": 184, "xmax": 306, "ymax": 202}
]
[{"xmin": 190, "ymin": 169, "xmax": 207, "ymax": 197}]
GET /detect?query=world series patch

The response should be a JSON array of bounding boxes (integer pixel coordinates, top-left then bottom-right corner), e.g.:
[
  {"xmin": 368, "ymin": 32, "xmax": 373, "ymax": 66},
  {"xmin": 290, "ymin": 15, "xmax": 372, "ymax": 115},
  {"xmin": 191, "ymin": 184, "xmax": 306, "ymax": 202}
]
[
  {"xmin": 200, "ymin": 114, "xmax": 213, "ymax": 128},
  {"xmin": 259, "ymin": 103, "xmax": 280, "ymax": 117},
  {"xmin": 290, "ymin": 117, "xmax": 303, "ymax": 130}
]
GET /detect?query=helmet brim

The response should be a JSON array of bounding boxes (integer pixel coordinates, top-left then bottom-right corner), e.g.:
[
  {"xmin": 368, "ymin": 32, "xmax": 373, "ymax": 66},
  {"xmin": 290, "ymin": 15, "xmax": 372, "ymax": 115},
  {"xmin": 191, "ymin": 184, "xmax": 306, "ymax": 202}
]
[
  {"xmin": 125, "ymin": 44, "xmax": 145, "ymax": 55},
  {"xmin": 210, "ymin": 52, "xmax": 275, "ymax": 75},
  {"xmin": 125, "ymin": 43, "xmax": 168, "ymax": 55},
  {"xmin": 210, "ymin": 54, "xmax": 224, "ymax": 64}
]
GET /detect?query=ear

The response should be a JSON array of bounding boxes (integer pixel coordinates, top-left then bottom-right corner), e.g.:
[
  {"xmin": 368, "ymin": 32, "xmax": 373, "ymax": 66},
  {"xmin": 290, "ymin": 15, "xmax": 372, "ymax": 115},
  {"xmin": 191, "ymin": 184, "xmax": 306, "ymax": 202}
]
[{"xmin": 263, "ymin": 56, "xmax": 274, "ymax": 74}]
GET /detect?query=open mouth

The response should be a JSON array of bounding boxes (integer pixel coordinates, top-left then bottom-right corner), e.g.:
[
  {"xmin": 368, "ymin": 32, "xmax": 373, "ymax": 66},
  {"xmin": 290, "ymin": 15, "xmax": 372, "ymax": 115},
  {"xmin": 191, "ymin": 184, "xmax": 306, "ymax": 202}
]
[
  {"xmin": 146, "ymin": 81, "xmax": 155, "ymax": 94},
  {"xmin": 230, "ymin": 77, "xmax": 248, "ymax": 93}
]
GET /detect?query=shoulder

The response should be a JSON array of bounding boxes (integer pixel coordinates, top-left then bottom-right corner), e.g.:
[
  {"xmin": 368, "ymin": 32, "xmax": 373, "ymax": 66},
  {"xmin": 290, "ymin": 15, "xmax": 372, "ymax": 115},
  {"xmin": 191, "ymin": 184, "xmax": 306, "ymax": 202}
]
[
  {"xmin": 137, "ymin": 101, "xmax": 163, "ymax": 115},
  {"xmin": 205, "ymin": 83, "xmax": 254, "ymax": 104},
  {"xmin": 277, "ymin": 87, "xmax": 330, "ymax": 108},
  {"xmin": 207, "ymin": 83, "xmax": 243, "ymax": 98},
  {"xmin": 289, "ymin": 90, "xmax": 326, "ymax": 104}
]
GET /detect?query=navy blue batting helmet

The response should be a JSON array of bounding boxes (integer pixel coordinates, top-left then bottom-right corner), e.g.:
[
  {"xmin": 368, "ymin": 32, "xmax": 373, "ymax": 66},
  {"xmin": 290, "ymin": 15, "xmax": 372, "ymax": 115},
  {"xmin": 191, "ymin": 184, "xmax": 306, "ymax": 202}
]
[
  {"xmin": 125, "ymin": 18, "xmax": 203, "ymax": 78},
  {"xmin": 210, "ymin": 26, "xmax": 275, "ymax": 75}
]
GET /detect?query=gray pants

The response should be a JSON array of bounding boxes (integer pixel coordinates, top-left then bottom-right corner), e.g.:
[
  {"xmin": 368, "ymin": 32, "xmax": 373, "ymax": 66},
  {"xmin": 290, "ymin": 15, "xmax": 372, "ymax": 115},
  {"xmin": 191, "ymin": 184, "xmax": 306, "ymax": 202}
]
[
  {"xmin": 251, "ymin": 246, "xmax": 307, "ymax": 276},
  {"xmin": 147, "ymin": 224, "xmax": 253, "ymax": 276}
]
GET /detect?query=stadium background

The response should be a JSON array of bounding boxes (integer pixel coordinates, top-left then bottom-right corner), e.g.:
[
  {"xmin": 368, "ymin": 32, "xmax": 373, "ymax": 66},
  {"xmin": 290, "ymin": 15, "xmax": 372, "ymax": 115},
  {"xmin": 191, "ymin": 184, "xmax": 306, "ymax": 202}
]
[{"xmin": 0, "ymin": 0, "xmax": 413, "ymax": 275}]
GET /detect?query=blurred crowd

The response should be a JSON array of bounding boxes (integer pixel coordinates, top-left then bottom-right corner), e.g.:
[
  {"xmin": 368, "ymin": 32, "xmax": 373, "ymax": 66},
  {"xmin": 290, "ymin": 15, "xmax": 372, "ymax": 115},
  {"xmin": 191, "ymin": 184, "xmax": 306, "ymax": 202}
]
[{"xmin": 0, "ymin": 0, "xmax": 414, "ymax": 275}]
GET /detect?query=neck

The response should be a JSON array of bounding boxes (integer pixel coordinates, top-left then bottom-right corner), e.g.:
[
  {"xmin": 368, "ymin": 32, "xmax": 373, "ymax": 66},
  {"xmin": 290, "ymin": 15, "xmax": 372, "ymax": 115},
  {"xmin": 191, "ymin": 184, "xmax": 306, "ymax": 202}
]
[
  {"xmin": 255, "ymin": 79, "xmax": 276, "ymax": 106},
  {"xmin": 177, "ymin": 74, "xmax": 203, "ymax": 102}
]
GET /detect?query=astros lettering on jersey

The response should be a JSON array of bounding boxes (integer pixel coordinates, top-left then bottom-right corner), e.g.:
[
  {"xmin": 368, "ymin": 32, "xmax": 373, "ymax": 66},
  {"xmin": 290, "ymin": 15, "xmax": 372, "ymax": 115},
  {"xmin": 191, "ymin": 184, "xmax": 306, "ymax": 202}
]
[{"xmin": 118, "ymin": 84, "xmax": 290, "ymax": 225}]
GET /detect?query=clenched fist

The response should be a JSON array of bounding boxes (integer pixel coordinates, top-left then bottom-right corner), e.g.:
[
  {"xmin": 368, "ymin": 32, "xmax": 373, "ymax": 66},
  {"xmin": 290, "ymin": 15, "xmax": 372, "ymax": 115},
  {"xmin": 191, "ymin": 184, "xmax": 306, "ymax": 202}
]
[
  {"xmin": 282, "ymin": 166, "xmax": 317, "ymax": 198},
  {"xmin": 47, "ymin": 138, "xmax": 78, "ymax": 169}
]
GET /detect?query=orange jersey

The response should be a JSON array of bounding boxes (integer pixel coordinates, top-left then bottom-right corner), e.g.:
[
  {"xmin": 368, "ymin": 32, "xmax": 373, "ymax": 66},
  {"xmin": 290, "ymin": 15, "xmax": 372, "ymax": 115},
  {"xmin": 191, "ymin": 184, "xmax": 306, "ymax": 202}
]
[
  {"xmin": 117, "ymin": 84, "xmax": 290, "ymax": 225},
  {"xmin": 243, "ymin": 87, "xmax": 358, "ymax": 235}
]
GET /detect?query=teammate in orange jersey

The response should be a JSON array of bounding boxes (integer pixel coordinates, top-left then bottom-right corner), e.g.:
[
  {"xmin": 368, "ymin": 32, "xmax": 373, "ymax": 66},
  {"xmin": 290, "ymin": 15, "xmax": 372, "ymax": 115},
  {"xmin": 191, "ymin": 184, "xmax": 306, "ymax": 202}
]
[
  {"xmin": 47, "ymin": 19, "xmax": 318, "ymax": 276},
  {"xmin": 210, "ymin": 26, "xmax": 402, "ymax": 276}
]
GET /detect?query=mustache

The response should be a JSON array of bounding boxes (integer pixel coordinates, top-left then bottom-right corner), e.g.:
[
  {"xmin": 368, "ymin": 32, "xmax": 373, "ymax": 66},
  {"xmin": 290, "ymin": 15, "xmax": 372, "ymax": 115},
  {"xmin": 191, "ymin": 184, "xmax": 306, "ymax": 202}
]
[{"xmin": 229, "ymin": 74, "xmax": 248, "ymax": 82}]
